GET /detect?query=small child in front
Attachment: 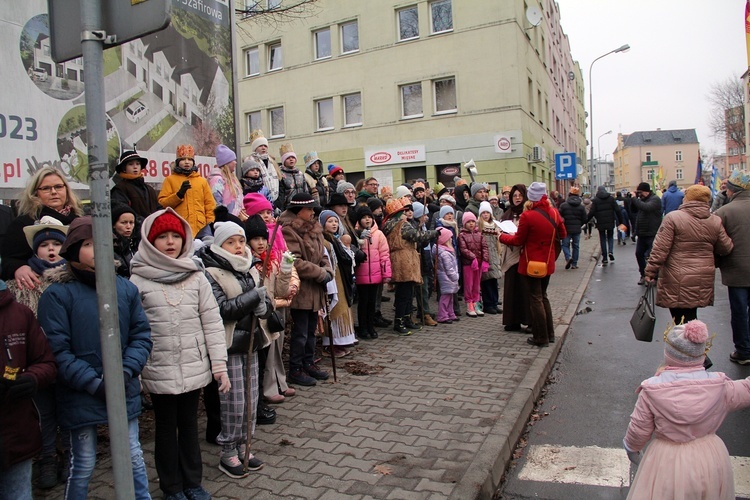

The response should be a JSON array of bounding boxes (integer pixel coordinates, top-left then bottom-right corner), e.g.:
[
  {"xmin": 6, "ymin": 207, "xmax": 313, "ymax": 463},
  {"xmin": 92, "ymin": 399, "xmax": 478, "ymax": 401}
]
[
  {"xmin": 457, "ymin": 212, "xmax": 488, "ymax": 318},
  {"xmin": 433, "ymin": 227, "xmax": 459, "ymax": 324}
]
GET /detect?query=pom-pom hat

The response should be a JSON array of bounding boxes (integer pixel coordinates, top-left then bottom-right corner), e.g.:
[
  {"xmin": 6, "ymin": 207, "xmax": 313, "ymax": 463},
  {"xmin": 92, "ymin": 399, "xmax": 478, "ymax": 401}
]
[
  {"xmin": 245, "ymin": 215, "xmax": 269, "ymax": 240},
  {"xmin": 663, "ymin": 320, "xmax": 710, "ymax": 367},
  {"xmin": 328, "ymin": 164, "xmax": 344, "ymax": 176}
]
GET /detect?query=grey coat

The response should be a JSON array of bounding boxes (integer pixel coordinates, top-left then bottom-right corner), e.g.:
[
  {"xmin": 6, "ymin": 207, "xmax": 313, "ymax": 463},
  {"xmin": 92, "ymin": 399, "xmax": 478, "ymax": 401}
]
[{"xmin": 716, "ymin": 189, "xmax": 750, "ymax": 287}]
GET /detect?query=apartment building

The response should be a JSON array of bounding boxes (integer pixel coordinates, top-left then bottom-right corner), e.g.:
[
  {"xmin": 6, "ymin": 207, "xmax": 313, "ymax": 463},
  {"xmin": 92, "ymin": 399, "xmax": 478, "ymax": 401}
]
[
  {"xmin": 612, "ymin": 129, "xmax": 700, "ymax": 192},
  {"xmin": 235, "ymin": 0, "xmax": 586, "ymax": 192},
  {"xmin": 725, "ymin": 105, "xmax": 746, "ymax": 172}
]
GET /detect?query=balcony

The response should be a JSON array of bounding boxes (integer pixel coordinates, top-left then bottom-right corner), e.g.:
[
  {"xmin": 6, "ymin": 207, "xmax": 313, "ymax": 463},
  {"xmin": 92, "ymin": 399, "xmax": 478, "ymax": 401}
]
[{"xmin": 641, "ymin": 161, "xmax": 659, "ymax": 167}]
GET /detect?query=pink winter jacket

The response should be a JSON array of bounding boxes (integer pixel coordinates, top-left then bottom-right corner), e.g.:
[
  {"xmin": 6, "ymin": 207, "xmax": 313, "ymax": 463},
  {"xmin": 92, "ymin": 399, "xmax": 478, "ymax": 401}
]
[
  {"xmin": 355, "ymin": 224, "xmax": 391, "ymax": 285},
  {"xmin": 624, "ymin": 368, "xmax": 750, "ymax": 452}
]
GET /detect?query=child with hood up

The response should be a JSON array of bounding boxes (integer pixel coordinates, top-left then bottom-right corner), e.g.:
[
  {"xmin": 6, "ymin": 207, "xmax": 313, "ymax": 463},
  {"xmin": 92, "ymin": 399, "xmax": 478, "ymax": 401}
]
[{"xmin": 129, "ymin": 208, "xmax": 229, "ymax": 500}]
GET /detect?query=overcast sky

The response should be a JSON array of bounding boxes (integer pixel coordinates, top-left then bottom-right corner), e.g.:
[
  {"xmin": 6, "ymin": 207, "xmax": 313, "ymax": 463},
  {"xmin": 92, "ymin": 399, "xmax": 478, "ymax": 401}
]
[{"xmin": 555, "ymin": 0, "xmax": 746, "ymax": 162}]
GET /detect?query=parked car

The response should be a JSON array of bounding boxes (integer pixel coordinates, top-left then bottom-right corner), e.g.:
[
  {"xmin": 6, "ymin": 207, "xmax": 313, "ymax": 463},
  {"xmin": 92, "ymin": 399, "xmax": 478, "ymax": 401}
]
[
  {"xmin": 32, "ymin": 69, "xmax": 48, "ymax": 82},
  {"xmin": 125, "ymin": 100, "xmax": 149, "ymax": 123}
]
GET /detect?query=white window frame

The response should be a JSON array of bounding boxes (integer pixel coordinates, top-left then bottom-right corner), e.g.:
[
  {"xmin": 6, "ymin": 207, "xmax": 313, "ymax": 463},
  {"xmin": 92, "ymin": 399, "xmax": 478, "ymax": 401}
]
[
  {"xmin": 314, "ymin": 28, "xmax": 331, "ymax": 60},
  {"xmin": 245, "ymin": 111, "xmax": 261, "ymax": 141},
  {"xmin": 675, "ymin": 150, "xmax": 682, "ymax": 161},
  {"xmin": 676, "ymin": 168, "xmax": 683, "ymax": 180},
  {"xmin": 397, "ymin": 6, "xmax": 419, "ymax": 41},
  {"xmin": 343, "ymin": 92, "xmax": 362, "ymax": 127},
  {"xmin": 268, "ymin": 42, "xmax": 283, "ymax": 71},
  {"xmin": 269, "ymin": 107, "xmax": 285, "ymax": 138},
  {"xmin": 340, "ymin": 20, "xmax": 359, "ymax": 54},
  {"xmin": 433, "ymin": 77, "xmax": 457, "ymax": 115},
  {"xmin": 645, "ymin": 151, "xmax": 652, "ymax": 162},
  {"xmin": 430, "ymin": 0, "xmax": 453, "ymax": 34},
  {"xmin": 315, "ymin": 98, "xmax": 334, "ymax": 131},
  {"xmin": 400, "ymin": 82, "xmax": 423, "ymax": 119},
  {"xmin": 244, "ymin": 47, "xmax": 259, "ymax": 77}
]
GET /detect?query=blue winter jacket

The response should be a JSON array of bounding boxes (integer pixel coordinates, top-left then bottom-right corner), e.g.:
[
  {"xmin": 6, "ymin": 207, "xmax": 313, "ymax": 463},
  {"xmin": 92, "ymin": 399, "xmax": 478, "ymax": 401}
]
[
  {"xmin": 661, "ymin": 185, "xmax": 684, "ymax": 215},
  {"xmin": 38, "ymin": 266, "xmax": 152, "ymax": 430}
]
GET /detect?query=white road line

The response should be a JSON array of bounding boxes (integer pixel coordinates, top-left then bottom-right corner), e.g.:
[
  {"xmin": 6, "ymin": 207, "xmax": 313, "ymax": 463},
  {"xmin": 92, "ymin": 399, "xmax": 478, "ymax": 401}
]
[{"xmin": 517, "ymin": 444, "xmax": 750, "ymax": 498}]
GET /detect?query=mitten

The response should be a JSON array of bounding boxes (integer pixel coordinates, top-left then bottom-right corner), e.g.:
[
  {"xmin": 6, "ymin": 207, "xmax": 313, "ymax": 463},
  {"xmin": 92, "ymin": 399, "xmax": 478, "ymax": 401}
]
[
  {"xmin": 280, "ymin": 251, "xmax": 295, "ymax": 274},
  {"xmin": 177, "ymin": 180, "xmax": 192, "ymax": 198},
  {"xmin": 481, "ymin": 261, "xmax": 490, "ymax": 273},
  {"xmin": 471, "ymin": 258, "xmax": 479, "ymax": 271},
  {"xmin": 255, "ymin": 286, "xmax": 267, "ymax": 305},
  {"xmin": 6, "ymin": 374, "xmax": 37, "ymax": 401},
  {"xmin": 360, "ymin": 229, "xmax": 371, "ymax": 240}
]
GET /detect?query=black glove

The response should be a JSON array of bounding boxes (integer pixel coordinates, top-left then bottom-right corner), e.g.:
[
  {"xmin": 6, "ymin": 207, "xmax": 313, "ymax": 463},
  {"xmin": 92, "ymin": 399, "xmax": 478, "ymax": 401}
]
[
  {"xmin": 93, "ymin": 378, "xmax": 106, "ymax": 401},
  {"xmin": 6, "ymin": 374, "xmax": 37, "ymax": 402},
  {"xmin": 321, "ymin": 271, "xmax": 333, "ymax": 284},
  {"xmin": 177, "ymin": 180, "xmax": 192, "ymax": 199}
]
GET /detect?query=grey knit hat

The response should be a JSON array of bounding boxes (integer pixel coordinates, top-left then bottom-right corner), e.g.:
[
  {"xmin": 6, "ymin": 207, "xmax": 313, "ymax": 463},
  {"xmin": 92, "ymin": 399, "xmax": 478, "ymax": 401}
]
[
  {"xmin": 470, "ymin": 183, "xmax": 488, "ymax": 198},
  {"xmin": 336, "ymin": 181, "xmax": 355, "ymax": 194},
  {"xmin": 663, "ymin": 320, "xmax": 709, "ymax": 367}
]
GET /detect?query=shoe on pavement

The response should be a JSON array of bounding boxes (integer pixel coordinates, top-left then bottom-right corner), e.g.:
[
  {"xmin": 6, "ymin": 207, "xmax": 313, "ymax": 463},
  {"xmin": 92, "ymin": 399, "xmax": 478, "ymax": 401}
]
[
  {"xmin": 37, "ymin": 455, "xmax": 59, "ymax": 490},
  {"xmin": 256, "ymin": 404, "xmax": 276, "ymax": 425},
  {"xmin": 504, "ymin": 324, "xmax": 522, "ymax": 332},
  {"xmin": 164, "ymin": 493, "xmax": 189, "ymax": 500},
  {"xmin": 288, "ymin": 370, "xmax": 317, "ymax": 386},
  {"xmin": 282, "ymin": 387, "xmax": 296, "ymax": 397},
  {"xmin": 637, "ymin": 276, "xmax": 645, "ymax": 285},
  {"xmin": 264, "ymin": 394, "xmax": 284, "ymax": 404},
  {"xmin": 374, "ymin": 314, "xmax": 392, "ymax": 327},
  {"xmin": 305, "ymin": 364, "xmax": 330, "ymax": 380},
  {"xmin": 526, "ymin": 338, "xmax": 549, "ymax": 347},
  {"xmin": 466, "ymin": 302, "xmax": 478, "ymax": 317},
  {"xmin": 484, "ymin": 307, "xmax": 499, "ymax": 314},
  {"xmin": 235, "ymin": 445, "xmax": 265, "ymax": 472},
  {"xmin": 609, "ymin": 253, "xmax": 615, "ymax": 261},
  {"xmin": 184, "ymin": 486, "xmax": 212, "ymax": 500},
  {"xmin": 602, "ymin": 258, "xmax": 608, "ymax": 265},
  {"xmin": 438, "ymin": 319, "xmax": 453, "ymax": 324},
  {"xmin": 565, "ymin": 258, "xmax": 572, "ymax": 270},
  {"xmin": 393, "ymin": 317, "xmax": 412, "ymax": 336},
  {"xmin": 219, "ymin": 450, "xmax": 250, "ymax": 478},
  {"xmin": 423, "ymin": 314, "xmax": 438, "ymax": 326},
  {"xmin": 475, "ymin": 303, "xmax": 485, "ymax": 316},
  {"xmin": 571, "ymin": 265, "xmax": 578, "ymax": 269},
  {"xmin": 730, "ymin": 351, "xmax": 750, "ymax": 365}
]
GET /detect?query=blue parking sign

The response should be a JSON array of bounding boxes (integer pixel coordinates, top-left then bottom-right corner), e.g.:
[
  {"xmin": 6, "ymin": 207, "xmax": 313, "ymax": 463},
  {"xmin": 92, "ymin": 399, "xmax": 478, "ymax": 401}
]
[{"xmin": 555, "ymin": 152, "xmax": 577, "ymax": 180}]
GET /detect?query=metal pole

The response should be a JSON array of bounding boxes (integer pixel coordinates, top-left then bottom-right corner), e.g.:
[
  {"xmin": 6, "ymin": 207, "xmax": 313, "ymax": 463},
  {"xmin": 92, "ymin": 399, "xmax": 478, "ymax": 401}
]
[{"xmin": 80, "ymin": 0, "xmax": 135, "ymax": 497}]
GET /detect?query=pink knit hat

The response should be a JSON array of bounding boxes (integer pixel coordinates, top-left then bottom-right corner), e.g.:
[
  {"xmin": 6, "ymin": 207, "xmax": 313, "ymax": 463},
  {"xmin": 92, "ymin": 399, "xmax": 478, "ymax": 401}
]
[
  {"xmin": 462, "ymin": 211, "xmax": 477, "ymax": 227},
  {"xmin": 243, "ymin": 192, "xmax": 273, "ymax": 216},
  {"xmin": 663, "ymin": 320, "xmax": 709, "ymax": 367},
  {"xmin": 437, "ymin": 227, "xmax": 453, "ymax": 246}
]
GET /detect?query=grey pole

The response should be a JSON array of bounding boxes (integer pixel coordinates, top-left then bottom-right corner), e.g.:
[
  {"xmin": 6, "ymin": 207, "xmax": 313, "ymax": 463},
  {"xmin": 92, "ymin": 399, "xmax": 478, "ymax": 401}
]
[{"xmin": 80, "ymin": 0, "xmax": 135, "ymax": 497}]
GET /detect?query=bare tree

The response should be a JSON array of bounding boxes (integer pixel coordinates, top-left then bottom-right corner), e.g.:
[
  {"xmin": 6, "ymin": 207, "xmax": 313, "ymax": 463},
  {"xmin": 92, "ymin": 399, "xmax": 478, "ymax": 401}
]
[
  {"xmin": 235, "ymin": 0, "xmax": 320, "ymax": 37},
  {"xmin": 707, "ymin": 74, "xmax": 745, "ymax": 149}
]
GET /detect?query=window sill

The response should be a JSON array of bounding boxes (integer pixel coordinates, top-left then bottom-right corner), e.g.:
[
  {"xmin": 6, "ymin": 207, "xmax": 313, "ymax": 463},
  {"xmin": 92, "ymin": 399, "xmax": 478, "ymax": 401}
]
[
  {"xmin": 268, "ymin": 67, "xmax": 283, "ymax": 73},
  {"xmin": 343, "ymin": 123, "xmax": 362, "ymax": 129},
  {"xmin": 397, "ymin": 36, "xmax": 419, "ymax": 43},
  {"xmin": 341, "ymin": 50, "xmax": 359, "ymax": 56},
  {"xmin": 316, "ymin": 127, "xmax": 334, "ymax": 133},
  {"xmin": 400, "ymin": 114, "xmax": 424, "ymax": 121},
  {"xmin": 314, "ymin": 56, "xmax": 332, "ymax": 62},
  {"xmin": 430, "ymin": 29, "xmax": 454, "ymax": 36},
  {"xmin": 432, "ymin": 110, "xmax": 457, "ymax": 117}
]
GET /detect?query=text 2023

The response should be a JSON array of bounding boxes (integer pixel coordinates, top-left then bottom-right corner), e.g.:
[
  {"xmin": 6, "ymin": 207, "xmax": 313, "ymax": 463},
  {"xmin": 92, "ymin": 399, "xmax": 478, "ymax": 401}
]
[{"xmin": 0, "ymin": 115, "xmax": 38, "ymax": 141}]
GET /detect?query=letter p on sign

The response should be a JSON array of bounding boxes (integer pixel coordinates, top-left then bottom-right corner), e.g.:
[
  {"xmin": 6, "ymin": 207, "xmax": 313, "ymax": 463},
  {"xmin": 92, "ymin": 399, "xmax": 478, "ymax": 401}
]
[{"xmin": 555, "ymin": 152, "xmax": 576, "ymax": 180}]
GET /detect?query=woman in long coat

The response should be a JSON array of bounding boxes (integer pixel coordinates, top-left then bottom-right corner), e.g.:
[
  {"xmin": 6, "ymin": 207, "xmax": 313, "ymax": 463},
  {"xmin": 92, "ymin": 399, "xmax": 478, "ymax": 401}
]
[
  {"xmin": 644, "ymin": 184, "xmax": 733, "ymax": 324},
  {"xmin": 499, "ymin": 184, "xmax": 531, "ymax": 331}
]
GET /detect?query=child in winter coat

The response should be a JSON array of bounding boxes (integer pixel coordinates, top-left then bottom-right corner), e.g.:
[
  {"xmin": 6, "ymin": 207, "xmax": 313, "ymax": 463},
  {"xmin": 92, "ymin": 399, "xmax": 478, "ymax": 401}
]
[
  {"xmin": 624, "ymin": 320, "xmax": 750, "ymax": 499},
  {"xmin": 0, "ymin": 276, "xmax": 57, "ymax": 500},
  {"xmin": 110, "ymin": 150, "xmax": 161, "ymax": 219},
  {"xmin": 209, "ymin": 144, "xmax": 245, "ymax": 220},
  {"xmin": 478, "ymin": 201, "xmax": 502, "ymax": 315},
  {"xmin": 240, "ymin": 157, "xmax": 272, "ymax": 202},
  {"xmin": 354, "ymin": 206, "xmax": 391, "ymax": 340},
  {"xmin": 38, "ymin": 216, "xmax": 152, "ymax": 499},
  {"xmin": 435, "ymin": 205, "xmax": 462, "ymax": 318},
  {"xmin": 433, "ymin": 227, "xmax": 459, "ymax": 324},
  {"xmin": 245, "ymin": 215, "xmax": 299, "ymax": 404},
  {"xmin": 129, "ymin": 208, "xmax": 229, "ymax": 500},
  {"xmin": 112, "ymin": 205, "xmax": 138, "ymax": 278},
  {"xmin": 275, "ymin": 144, "xmax": 310, "ymax": 212},
  {"xmin": 458, "ymin": 212, "xmax": 489, "ymax": 317},
  {"xmin": 198, "ymin": 221, "xmax": 272, "ymax": 478}
]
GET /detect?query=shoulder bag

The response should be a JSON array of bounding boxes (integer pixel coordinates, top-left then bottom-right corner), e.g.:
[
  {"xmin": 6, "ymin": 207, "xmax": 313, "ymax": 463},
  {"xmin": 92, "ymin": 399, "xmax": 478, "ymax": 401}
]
[{"xmin": 630, "ymin": 283, "xmax": 656, "ymax": 342}]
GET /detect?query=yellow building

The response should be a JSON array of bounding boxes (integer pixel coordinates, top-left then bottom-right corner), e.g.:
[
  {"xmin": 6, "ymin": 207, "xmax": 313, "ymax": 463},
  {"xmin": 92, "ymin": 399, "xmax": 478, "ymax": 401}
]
[
  {"xmin": 236, "ymin": 0, "xmax": 586, "ymax": 192},
  {"xmin": 613, "ymin": 129, "xmax": 700, "ymax": 192}
]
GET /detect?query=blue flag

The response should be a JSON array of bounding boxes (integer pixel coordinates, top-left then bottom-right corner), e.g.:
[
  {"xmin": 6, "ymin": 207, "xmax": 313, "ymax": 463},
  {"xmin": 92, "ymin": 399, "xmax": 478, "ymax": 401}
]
[{"xmin": 694, "ymin": 154, "xmax": 704, "ymax": 184}]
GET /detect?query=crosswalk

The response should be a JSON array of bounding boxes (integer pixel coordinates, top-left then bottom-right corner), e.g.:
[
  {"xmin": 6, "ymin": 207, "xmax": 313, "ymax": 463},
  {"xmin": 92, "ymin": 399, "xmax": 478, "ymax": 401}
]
[{"xmin": 517, "ymin": 444, "xmax": 750, "ymax": 498}]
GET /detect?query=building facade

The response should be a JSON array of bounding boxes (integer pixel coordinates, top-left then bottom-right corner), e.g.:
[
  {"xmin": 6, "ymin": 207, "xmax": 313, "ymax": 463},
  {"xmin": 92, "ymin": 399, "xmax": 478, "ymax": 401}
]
[
  {"xmin": 725, "ymin": 105, "xmax": 746, "ymax": 172},
  {"xmin": 235, "ymin": 0, "xmax": 586, "ymax": 192},
  {"xmin": 612, "ymin": 129, "xmax": 700, "ymax": 192}
]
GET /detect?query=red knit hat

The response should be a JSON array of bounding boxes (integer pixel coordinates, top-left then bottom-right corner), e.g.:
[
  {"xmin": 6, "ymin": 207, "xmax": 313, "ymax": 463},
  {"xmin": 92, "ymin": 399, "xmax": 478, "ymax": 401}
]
[{"xmin": 147, "ymin": 212, "xmax": 186, "ymax": 245}]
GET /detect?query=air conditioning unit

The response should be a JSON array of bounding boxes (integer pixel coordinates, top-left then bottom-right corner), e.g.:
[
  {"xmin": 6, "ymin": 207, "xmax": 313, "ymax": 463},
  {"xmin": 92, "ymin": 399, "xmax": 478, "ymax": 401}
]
[{"xmin": 530, "ymin": 145, "xmax": 545, "ymax": 162}]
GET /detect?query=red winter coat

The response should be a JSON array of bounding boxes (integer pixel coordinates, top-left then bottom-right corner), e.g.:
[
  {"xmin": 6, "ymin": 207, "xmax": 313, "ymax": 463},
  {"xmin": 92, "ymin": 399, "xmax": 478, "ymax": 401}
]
[
  {"xmin": 355, "ymin": 224, "xmax": 391, "ymax": 285},
  {"xmin": 499, "ymin": 198, "xmax": 567, "ymax": 276},
  {"xmin": 458, "ymin": 228, "xmax": 489, "ymax": 266},
  {"xmin": 0, "ymin": 289, "xmax": 57, "ymax": 469}
]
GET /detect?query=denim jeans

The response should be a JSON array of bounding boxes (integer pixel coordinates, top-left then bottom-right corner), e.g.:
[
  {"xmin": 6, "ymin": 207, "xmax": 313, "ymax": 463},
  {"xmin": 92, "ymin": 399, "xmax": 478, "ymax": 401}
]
[
  {"xmin": 289, "ymin": 309, "xmax": 318, "ymax": 373},
  {"xmin": 635, "ymin": 235, "xmax": 655, "ymax": 276},
  {"xmin": 66, "ymin": 419, "xmax": 150, "ymax": 499},
  {"xmin": 0, "ymin": 458, "xmax": 32, "ymax": 500},
  {"xmin": 598, "ymin": 228, "xmax": 614, "ymax": 259},
  {"xmin": 728, "ymin": 287, "xmax": 750, "ymax": 358},
  {"xmin": 561, "ymin": 233, "xmax": 581, "ymax": 266}
]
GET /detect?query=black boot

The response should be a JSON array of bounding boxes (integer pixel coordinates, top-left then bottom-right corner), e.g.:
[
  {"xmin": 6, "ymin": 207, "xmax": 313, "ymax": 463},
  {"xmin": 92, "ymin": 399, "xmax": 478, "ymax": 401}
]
[
  {"xmin": 404, "ymin": 314, "xmax": 422, "ymax": 331},
  {"xmin": 393, "ymin": 317, "xmax": 412, "ymax": 336},
  {"xmin": 374, "ymin": 312, "xmax": 392, "ymax": 327},
  {"xmin": 256, "ymin": 403, "xmax": 277, "ymax": 425}
]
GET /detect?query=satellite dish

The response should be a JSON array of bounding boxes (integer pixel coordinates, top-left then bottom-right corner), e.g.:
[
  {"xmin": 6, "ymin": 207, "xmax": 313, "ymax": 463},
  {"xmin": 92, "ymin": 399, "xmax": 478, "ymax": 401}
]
[
  {"xmin": 526, "ymin": 6, "xmax": 543, "ymax": 27},
  {"xmin": 568, "ymin": 71, "xmax": 575, "ymax": 81}
]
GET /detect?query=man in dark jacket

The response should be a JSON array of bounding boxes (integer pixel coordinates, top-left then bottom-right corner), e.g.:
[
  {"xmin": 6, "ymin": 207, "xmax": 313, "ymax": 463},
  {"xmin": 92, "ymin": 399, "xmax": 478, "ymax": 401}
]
[
  {"xmin": 587, "ymin": 186, "xmax": 622, "ymax": 265},
  {"xmin": 0, "ymin": 279, "xmax": 57, "ymax": 498},
  {"xmin": 559, "ymin": 187, "xmax": 587, "ymax": 269},
  {"xmin": 633, "ymin": 182, "xmax": 662, "ymax": 284}
]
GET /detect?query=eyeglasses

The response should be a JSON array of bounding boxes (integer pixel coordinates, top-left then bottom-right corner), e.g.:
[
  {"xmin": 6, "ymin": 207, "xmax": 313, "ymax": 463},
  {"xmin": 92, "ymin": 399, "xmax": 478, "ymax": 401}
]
[
  {"xmin": 367, "ymin": 183, "xmax": 379, "ymax": 187},
  {"xmin": 344, "ymin": 190, "xmax": 356, "ymax": 195},
  {"xmin": 37, "ymin": 184, "xmax": 65, "ymax": 193}
]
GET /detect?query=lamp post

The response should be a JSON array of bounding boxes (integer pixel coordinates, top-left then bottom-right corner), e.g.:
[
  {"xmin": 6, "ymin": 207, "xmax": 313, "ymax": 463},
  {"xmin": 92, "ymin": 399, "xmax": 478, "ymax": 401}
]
[
  {"xmin": 596, "ymin": 130, "xmax": 612, "ymax": 188},
  {"xmin": 589, "ymin": 44, "xmax": 630, "ymax": 191}
]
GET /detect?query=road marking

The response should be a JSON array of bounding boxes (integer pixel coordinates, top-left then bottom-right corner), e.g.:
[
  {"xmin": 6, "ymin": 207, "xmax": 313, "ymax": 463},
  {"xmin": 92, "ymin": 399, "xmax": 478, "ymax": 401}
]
[{"xmin": 517, "ymin": 444, "xmax": 750, "ymax": 497}]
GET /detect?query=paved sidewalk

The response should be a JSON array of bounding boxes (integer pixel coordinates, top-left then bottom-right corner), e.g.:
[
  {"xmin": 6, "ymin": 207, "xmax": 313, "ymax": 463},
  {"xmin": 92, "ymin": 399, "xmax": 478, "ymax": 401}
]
[{"xmin": 38, "ymin": 236, "xmax": 601, "ymax": 500}]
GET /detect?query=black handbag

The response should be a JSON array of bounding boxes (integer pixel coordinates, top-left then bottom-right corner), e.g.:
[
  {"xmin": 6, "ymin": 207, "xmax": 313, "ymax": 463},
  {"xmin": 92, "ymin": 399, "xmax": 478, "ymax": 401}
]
[
  {"xmin": 630, "ymin": 283, "xmax": 656, "ymax": 342},
  {"xmin": 267, "ymin": 308, "xmax": 285, "ymax": 333}
]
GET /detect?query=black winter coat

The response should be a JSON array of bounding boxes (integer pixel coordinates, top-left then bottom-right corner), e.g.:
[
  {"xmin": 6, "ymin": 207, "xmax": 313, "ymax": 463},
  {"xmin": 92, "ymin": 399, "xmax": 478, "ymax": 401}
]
[
  {"xmin": 588, "ymin": 191, "xmax": 622, "ymax": 229},
  {"xmin": 559, "ymin": 196, "xmax": 587, "ymax": 235},
  {"xmin": 633, "ymin": 193, "xmax": 662, "ymax": 237}
]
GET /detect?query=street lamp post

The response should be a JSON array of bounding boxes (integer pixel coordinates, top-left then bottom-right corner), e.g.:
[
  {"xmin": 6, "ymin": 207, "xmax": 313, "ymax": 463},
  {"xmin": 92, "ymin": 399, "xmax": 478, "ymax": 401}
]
[
  {"xmin": 588, "ymin": 44, "xmax": 630, "ymax": 191},
  {"xmin": 596, "ymin": 130, "xmax": 612, "ymax": 189}
]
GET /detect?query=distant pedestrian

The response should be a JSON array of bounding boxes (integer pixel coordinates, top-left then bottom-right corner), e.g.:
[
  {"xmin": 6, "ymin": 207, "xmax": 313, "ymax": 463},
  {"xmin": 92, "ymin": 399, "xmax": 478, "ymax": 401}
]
[
  {"xmin": 581, "ymin": 192, "xmax": 594, "ymax": 240},
  {"xmin": 587, "ymin": 186, "xmax": 622, "ymax": 266},
  {"xmin": 632, "ymin": 182, "xmax": 662, "ymax": 285},
  {"xmin": 661, "ymin": 180, "xmax": 684, "ymax": 215},
  {"xmin": 715, "ymin": 169, "xmax": 750, "ymax": 364},
  {"xmin": 711, "ymin": 179, "xmax": 728, "ymax": 213},
  {"xmin": 624, "ymin": 320, "xmax": 750, "ymax": 500},
  {"xmin": 558, "ymin": 187, "xmax": 587, "ymax": 270}
]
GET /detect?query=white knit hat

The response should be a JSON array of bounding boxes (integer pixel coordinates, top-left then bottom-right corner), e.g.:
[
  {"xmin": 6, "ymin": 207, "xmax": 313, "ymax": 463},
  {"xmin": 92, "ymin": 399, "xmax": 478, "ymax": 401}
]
[
  {"xmin": 213, "ymin": 221, "xmax": 245, "ymax": 248},
  {"xmin": 479, "ymin": 201, "xmax": 493, "ymax": 217},
  {"xmin": 527, "ymin": 182, "xmax": 547, "ymax": 202}
]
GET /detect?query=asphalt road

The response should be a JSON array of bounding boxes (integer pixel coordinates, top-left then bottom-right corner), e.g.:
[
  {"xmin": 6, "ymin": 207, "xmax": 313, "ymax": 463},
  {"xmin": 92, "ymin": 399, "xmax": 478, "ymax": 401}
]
[{"xmin": 499, "ymin": 239, "xmax": 750, "ymax": 499}]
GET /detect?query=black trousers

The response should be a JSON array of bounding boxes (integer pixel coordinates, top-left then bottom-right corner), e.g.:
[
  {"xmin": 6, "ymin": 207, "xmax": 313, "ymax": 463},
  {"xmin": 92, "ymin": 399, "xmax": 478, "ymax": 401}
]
[
  {"xmin": 289, "ymin": 309, "xmax": 318, "ymax": 372},
  {"xmin": 394, "ymin": 281, "xmax": 415, "ymax": 318},
  {"xmin": 357, "ymin": 284, "xmax": 378, "ymax": 333},
  {"xmin": 151, "ymin": 389, "xmax": 203, "ymax": 495},
  {"xmin": 669, "ymin": 307, "xmax": 698, "ymax": 324}
]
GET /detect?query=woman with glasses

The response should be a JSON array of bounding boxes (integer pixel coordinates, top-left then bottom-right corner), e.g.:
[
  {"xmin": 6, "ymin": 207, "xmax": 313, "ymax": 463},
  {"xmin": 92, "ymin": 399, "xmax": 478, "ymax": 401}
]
[{"xmin": 1, "ymin": 166, "xmax": 83, "ymax": 286}]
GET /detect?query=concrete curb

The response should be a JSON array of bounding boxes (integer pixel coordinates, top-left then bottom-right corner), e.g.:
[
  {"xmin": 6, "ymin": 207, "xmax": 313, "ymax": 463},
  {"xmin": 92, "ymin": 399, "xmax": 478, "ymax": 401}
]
[{"xmin": 451, "ymin": 240, "xmax": 599, "ymax": 499}]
